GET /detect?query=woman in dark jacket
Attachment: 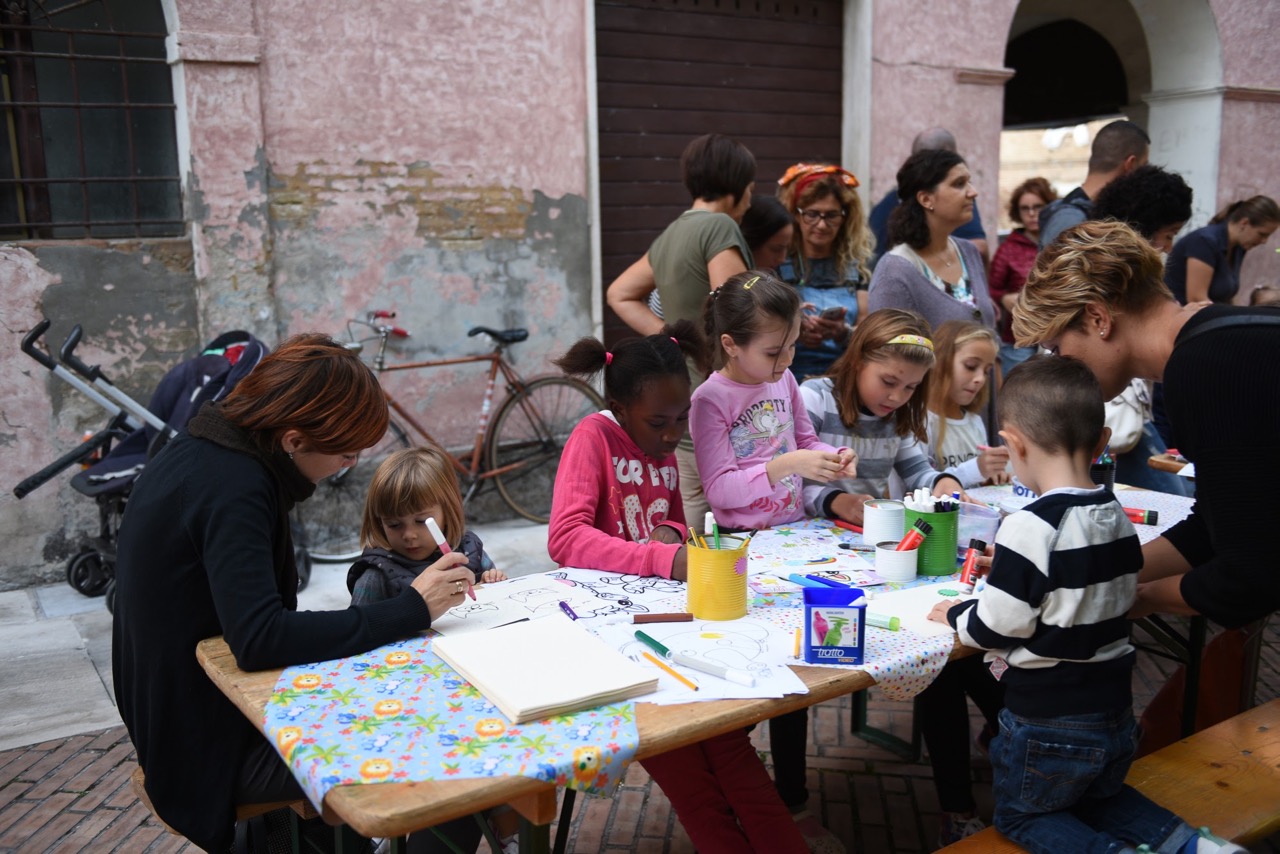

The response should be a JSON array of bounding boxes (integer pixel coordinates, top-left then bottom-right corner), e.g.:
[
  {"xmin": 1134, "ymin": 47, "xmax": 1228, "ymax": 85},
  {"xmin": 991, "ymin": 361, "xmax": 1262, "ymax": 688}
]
[{"xmin": 112, "ymin": 333, "xmax": 476, "ymax": 852}]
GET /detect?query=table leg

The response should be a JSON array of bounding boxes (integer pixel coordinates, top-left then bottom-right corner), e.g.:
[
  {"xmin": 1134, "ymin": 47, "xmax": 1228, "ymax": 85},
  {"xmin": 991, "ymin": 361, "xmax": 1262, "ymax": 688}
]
[
  {"xmin": 849, "ymin": 691, "xmax": 922, "ymax": 761},
  {"xmin": 517, "ymin": 814, "xmax": 551, "ymax": 854},
  {"xmin": 1180, "ymin": 616, "xmax": 1207, "ymax": 738}
]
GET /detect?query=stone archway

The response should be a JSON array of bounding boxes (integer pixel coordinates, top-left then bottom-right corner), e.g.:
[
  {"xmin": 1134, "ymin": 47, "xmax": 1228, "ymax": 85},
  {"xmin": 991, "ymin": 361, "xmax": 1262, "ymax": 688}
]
[{"xmin": 1004, "ymin": 0, "xmax": 1224, "ymax": 225}]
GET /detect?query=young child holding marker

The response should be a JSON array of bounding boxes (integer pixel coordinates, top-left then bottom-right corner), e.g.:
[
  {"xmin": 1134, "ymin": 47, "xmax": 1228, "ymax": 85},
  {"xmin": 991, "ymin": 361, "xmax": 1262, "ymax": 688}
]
[
  {"xmin": 348, "ymin": 447, "xmax": 506, "ymax": 607},
  {"xmin": 550, "ymin": 323, "xmax": 808, "ymax": 854},
  {"xmin": 925, "ymin": 320, "xmax": 1010, "ymax": 487},
  {"xmin": 798, "ymin": 308, "xmax": 964, "ymax": 524},
  {"xmin": 799, "ymin": 309, "xmax": 1000, "ymax": 845},
  {"xmin": 690, "ymin": 271, "xmax": 857, "ymax": 532},
  {"xmin": 346, "ymin": 446, "xmax": 507, "ymax": 854},
  {"xmin": 690, "ymin": 271, "xmax": 855, "ymax": 850},
  {"xmin": 930, "ymin": 357, "xmax": 1245, "ymax": 854}
]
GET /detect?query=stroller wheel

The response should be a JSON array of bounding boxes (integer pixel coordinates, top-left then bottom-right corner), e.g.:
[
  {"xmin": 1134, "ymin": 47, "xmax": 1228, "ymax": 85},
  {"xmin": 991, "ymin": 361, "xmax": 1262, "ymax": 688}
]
[
  {"xmin": 105, "ymin": 580, "xmax": 116, "ymax": 615},
  {"xmin": 67, "ymin": 549, "xmax": 112, "ymax": 597}
]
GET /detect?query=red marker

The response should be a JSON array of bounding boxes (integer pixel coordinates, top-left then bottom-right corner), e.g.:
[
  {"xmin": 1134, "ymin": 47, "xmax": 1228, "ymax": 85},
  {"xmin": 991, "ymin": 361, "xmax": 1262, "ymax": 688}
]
[
  {"xmin": 1122, "ymin": 507, "xmax": 1159, "ymax": 525},
  {"xmin": 958, "ymin": 538, "xmax": 987, "ymax": 593},
  {"xmin": 895, "ymin": 518, "xmax": 933, "ymax": 552},
  {"xmin": 427, "ymin": 516, "xmax": 475, "ymax": 600},
  {"xmin": 832, "ymin": 519, "xmax": 863, "ymax": 534}
]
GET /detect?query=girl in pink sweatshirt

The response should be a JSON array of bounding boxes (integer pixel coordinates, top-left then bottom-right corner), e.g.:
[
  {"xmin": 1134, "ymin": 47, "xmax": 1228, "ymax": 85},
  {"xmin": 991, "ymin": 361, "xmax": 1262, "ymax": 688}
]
[{"xmin": 549, "ymin": 320, "xmax": 808, "ymax": 854}]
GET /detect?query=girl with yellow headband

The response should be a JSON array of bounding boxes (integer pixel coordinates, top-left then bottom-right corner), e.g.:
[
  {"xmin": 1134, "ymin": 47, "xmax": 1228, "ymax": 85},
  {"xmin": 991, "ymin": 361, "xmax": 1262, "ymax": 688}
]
[{"xmin": 798, "ymin": 309, "xmax": 1001, "ymax": 847}]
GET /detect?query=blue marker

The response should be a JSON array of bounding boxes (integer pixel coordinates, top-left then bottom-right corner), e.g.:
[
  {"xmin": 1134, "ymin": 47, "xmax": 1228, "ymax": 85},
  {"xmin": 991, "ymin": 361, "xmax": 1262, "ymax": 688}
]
[
  {"xmin": 787, "ymin": 573, "xmax": 826, "ymax": 588},
  {"xmin": 807, "ymin": 575, "xmax": 852, "ymax": 589},
  {"xmin": 558, "ymin": 600, "xmax": 579, "ymax": 621}
]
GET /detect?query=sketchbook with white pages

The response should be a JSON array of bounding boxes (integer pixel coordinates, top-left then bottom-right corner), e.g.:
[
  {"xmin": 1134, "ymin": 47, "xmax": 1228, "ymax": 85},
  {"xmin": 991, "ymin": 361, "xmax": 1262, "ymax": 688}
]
[{"xmin": 431, "ymin": 616, "xmax": 659, "ymax": 723}]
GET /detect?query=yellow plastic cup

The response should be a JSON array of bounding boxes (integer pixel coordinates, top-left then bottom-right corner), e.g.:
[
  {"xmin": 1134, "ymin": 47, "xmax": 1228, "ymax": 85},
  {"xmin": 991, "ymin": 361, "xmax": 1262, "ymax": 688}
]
[{"xmin": 685, "ymin": 535, "xmax": 749, "ymax": 620}]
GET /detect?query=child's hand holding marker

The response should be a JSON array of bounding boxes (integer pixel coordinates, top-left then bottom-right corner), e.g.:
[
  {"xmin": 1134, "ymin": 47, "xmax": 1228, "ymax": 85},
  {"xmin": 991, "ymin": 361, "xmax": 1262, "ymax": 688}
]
[
  {"xmin": 767, "ymin": 448, "xmax": 849, "ymax": 484},
  {"xmin": 426, "ymin": 517, "xmax": 475, "ymax": 601}
]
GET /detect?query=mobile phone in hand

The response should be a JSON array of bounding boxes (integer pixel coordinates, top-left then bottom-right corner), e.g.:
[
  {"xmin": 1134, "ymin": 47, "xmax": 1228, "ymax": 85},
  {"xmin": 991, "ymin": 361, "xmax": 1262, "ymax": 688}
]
[{"xmin": 819, "ymin": 306, "xmax": 845, "ymax": 320}]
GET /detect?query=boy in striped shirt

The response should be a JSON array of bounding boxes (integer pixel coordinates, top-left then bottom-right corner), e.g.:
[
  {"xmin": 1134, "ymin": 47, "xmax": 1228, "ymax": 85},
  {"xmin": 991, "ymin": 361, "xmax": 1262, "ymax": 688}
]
[{"xmin": 929, "ymin": 356, "xmax": 1242, "ymax": 854}]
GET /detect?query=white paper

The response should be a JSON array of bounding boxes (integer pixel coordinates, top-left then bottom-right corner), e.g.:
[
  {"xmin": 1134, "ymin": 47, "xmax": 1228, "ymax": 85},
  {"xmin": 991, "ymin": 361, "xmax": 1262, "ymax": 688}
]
[
  {"xmin": 861, "ymin": 582, "xmax": 974, "ymax": 637},
  {"xmin": 429, "ymin": 574, "xmax": 600, "ymax": 636},
  {"xmin": 589, "ymin": 617, "xmax": 809, "ymax": 704}
]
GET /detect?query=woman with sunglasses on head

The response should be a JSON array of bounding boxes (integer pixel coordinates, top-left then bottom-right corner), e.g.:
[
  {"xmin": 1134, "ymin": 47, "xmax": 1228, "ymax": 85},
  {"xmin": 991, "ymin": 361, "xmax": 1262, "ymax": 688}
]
[
  {"xmin": 775, "ymin": 163, "xmax": 874, "ymax": 382},
  {"xmin": 868, "ymin": 150, "xmax": 996, "ymax": 338}
]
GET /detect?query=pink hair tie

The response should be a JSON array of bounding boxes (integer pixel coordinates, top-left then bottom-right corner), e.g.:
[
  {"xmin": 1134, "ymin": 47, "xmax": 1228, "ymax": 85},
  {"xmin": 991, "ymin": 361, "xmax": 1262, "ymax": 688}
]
[
  {"xmin": 669, "ymin": 337, "xmax": 678, "ymax": 345},
  {"xmin": 605, "ymin": 352, "xmax": 613, "ymax": 365}
]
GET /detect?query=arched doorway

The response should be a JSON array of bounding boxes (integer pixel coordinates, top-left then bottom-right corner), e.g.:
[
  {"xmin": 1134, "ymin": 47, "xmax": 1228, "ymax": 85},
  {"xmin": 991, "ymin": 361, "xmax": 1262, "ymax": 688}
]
[{"xmin": 1001, "ymin": 0, "xmax": 1224, "ymax": 226}]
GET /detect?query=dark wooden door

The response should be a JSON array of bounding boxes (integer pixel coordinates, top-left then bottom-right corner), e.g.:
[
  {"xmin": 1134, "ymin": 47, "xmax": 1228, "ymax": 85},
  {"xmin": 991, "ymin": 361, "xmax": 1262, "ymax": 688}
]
[{"xmin": 596, "ymin": 0, "xmax": 844, "ymax": 343}]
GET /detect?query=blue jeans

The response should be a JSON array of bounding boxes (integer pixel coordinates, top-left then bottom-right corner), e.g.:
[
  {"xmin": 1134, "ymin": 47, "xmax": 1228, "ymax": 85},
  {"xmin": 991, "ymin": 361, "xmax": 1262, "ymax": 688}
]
[
  {"xmin": 990, "ymin": 707, "xmax": 1195, "ymax": 854},
  {"xmin": 999, "ymin": 343, "xmax": 1035, "ymax": 380}
]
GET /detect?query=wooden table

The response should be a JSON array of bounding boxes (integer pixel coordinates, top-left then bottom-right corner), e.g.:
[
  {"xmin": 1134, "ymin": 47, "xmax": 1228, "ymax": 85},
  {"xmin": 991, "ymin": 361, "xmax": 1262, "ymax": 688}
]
[{"xmin": 198, "ymin": 636, "xmax": 971, "ymax": 843}]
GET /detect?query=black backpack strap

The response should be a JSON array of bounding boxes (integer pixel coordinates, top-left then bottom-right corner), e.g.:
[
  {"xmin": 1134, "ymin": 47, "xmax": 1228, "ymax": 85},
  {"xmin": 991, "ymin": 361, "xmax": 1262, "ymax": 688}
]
[{"xmin": 1178, "ymin": 312, "xmax": 1280, "ymax": 345}]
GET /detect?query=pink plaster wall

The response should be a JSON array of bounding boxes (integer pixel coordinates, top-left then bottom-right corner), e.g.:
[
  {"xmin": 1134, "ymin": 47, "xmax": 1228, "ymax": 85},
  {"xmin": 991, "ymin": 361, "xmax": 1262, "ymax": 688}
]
[
  {"xmin": 868, "ymin": 0, "xmax": 1021, "ymax": 246},
  {"xmin": 253, "ymin": 0, "xmax": 593, "ymax": 448}
]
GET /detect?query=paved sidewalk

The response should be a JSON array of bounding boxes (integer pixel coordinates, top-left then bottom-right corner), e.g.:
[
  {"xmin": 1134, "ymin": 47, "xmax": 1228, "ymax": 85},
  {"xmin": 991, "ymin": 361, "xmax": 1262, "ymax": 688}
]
[{"xmin": 1, "ymin": 519, "xmax": 1276, "ymax": 852}]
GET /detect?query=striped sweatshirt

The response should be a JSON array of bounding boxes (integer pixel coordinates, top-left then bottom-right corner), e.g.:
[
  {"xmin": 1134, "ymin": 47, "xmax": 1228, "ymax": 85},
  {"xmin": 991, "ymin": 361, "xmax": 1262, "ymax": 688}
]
[{"xmin": 946, "ymin": 487, "xmax": 1139, "ymax": 718}]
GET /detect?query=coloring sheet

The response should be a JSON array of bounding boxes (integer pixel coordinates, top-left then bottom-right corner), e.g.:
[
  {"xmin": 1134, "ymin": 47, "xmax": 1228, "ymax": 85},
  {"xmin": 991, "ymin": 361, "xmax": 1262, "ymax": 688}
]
[
  {"xmin": 965, "ymin": 485, "xmax": 1194, "ymax": 545},
  {"xmin": 429, "ymin": 574, "xmax": 600, "ymax": 636},
  {"xmin": 543, "ymin": 567, "xmax": 691, "ymax": 618},
  {"xmin": 862, "ymin": 581, "xmax": 975, "ymax": 637},
  {"xmin": 747, "ymin": 522, "xmax": 880, "ymax": 590},
  {"xmin": 589, "ymin": 617, "xmax": 808, "ymax": 704}
]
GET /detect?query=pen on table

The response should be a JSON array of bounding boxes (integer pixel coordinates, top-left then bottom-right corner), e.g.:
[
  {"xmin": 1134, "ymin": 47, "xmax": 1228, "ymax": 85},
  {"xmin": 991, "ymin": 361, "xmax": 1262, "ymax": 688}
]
[
  {"xmin": 558, "ymin": 600, "xmax": 579, "ymax": 621},
  {"xmin": 427, "ymin": 516, "xmax": 475, "ymax": 600},
  {"xmin": 793, "ymin": 627, "xmax": 802, "ymax": 659},
  {"xmin": 669, "ymin": 651, "xmax": 756, "ymax": 687},
  {"xmin": 807, "ymin": 575, "xmax": 851, "ymax": 589},
  {"xmin": 633, "ymin": 612, "xmax": 694, "ymax": 624},
  {"xmin": 634, "ymin": 629, "xmax": 671, "ymax": 658},
  {"xmin": 1122, "ymin": 507, "xmax": 1160, "ymax": 525},
  {"xmin": 832, "ymin": 519, "xmax": 863, "ymax": 534},
  {"xmin": 642, "ymin": 651, "xmax": 699, "ymax": 691}
]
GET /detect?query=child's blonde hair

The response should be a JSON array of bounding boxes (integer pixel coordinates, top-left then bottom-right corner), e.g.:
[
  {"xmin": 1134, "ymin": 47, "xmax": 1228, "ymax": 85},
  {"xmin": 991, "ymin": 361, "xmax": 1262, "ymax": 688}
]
[
  {"xmin": 828, "ymin": 308, "xmax": 936, "ymax": 441},
  {"xmin": 702, "ymin": 270, "xmax": 801, "ymax": 373},
  {"xmin": 926, "ymin": 320, "xmax": 999, "ymax": 461},
  {"xmin": 360, "ymin": 446, "xmax": 465, "ymax": 552}
]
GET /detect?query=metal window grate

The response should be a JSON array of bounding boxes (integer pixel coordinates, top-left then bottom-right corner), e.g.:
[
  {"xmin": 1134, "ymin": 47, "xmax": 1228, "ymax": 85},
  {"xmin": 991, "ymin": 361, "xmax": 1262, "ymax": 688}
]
[{"xmin": 1, "ymin": 1, "xmax": 182, "ymax": 240}]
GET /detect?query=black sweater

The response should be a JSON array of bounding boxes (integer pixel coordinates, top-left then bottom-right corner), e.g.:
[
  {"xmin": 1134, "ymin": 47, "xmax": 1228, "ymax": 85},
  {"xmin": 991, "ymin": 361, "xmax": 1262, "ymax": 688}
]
[
  {"xmin": 1161, "ymin": 304, "xmax": 1280, "ymax": 627},
  {"xmin": 111, "ymin": 432, "xmax": 432, "ymax": 851}
]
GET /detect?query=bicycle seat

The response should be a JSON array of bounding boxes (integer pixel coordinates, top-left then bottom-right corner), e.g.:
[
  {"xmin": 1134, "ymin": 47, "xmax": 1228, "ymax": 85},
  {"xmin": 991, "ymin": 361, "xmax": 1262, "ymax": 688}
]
[{"xmin": 467, "ymin": 327, "xmax": 528, "ymax": 344}]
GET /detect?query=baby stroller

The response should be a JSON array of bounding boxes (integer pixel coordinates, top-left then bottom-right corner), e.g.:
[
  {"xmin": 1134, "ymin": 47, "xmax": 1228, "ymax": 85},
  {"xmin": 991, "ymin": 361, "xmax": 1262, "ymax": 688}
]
[{"xmin": 13, "ymin": 321, "xmax": 288, "ymax": 611}]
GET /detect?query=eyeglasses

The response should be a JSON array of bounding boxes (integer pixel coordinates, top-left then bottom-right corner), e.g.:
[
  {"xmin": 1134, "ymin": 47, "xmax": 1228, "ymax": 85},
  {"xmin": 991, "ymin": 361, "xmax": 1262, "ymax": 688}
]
[
  {"xmin": 797, "ymin": 207, "xmax": 847, "ymax": 225},
  {"xmin": 1018, "ymin": 203, "xmax": 1045, "ymax": 214}
]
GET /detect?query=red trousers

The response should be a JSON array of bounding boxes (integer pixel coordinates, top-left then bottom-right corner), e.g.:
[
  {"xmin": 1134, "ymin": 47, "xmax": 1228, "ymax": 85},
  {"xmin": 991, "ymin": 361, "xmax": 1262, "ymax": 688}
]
[{"xmin": 641, "ymin": 728, "xmax": 807, "ymax": 854}]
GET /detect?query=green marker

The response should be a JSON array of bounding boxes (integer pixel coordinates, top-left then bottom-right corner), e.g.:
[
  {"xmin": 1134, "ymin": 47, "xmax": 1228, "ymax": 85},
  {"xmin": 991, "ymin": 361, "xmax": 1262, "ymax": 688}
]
[
  {"xmin": 867, "ymin": 613, "xmax": 900, "ymax": 631},
  {"xmin": 634, "ymin": 630, "xmax": 671, "ymax": 658}
]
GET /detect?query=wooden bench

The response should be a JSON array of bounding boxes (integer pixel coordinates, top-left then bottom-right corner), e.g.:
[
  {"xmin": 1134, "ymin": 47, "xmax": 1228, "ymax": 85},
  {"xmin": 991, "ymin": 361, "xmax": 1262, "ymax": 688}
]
[
  {"xmin": 129, "ymin": 765, "xmax": 318, "ymax": 835},
  {"xmin": 941, "ymin": 698, "xmax": 1280, "ymax": 852}
]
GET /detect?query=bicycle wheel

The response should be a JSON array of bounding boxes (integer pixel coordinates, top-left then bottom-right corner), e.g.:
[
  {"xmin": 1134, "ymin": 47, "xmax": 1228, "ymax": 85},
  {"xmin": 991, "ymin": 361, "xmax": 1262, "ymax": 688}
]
[
  {"xmin": 303, "ymin": 419, "xmax": 411, "ymax": 560},
  {"xmin": 487, "ymin": 377, "xmax": 602, "ymax": 523}
]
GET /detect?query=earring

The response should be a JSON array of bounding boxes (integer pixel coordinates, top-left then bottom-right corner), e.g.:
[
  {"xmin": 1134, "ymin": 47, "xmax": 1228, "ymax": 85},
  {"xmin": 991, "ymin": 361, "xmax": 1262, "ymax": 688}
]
[
  {"xmin": 927, "ymin": 206, "xmax": 935, "ymax": 212},
  {"xmin": 288, "ymin": 452, "xmax": 294, "ymax": 460}
]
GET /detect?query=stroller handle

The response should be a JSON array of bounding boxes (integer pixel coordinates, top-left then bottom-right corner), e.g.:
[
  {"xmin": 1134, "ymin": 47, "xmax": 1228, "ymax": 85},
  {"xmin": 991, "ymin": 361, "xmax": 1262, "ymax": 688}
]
[
  {"xmin": 60, "ymin": 325, "xmax": 104, "ymax": 383},
  {"xmin": 13, "ymin": 427, "xmax": 117, "ymax": 499},
  {"xmin": 21, "ymin": 319, "xmax": 57, "ymax": 370}
]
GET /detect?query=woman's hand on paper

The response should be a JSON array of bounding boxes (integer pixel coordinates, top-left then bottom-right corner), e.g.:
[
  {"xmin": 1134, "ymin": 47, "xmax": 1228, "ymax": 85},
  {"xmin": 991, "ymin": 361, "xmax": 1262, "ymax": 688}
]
[{"xmin": 411, "ymin": 551, "xmax": 476, "ymax": 620}]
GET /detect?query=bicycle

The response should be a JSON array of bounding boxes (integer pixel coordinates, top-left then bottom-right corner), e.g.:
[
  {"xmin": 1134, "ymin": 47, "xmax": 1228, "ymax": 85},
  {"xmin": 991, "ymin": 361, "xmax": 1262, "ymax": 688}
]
[{"xmin": 301, "ymin": 311, "xmax": 603, "ymax": 560}]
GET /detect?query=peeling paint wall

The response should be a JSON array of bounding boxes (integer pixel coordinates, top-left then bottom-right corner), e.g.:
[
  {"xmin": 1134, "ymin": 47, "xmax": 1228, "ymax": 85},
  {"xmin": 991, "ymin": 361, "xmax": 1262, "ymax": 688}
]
[{"xmin": 258, "ymin": 0, "xmax": 592, "ymax": 447}]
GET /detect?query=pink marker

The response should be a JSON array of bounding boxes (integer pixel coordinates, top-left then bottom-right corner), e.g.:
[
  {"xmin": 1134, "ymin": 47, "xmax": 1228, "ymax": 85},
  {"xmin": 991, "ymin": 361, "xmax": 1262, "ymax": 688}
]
[{"xmin": 427, "ymin": 517, "xmax": 474, "ymax": 600}]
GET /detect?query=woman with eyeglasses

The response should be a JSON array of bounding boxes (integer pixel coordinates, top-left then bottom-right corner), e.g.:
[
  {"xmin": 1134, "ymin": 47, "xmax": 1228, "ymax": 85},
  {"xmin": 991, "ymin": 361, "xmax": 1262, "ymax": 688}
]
[
  {"xmin": 988, "ymin": 177, "xmax": 1057, "ymax": 378},
  {"xmin": 868, "ymin": 150, "xmax": 997, "ymax": 339},
  {"xmin": 775, "ymin": 163, "xmax": 874, "ymax": 381}
]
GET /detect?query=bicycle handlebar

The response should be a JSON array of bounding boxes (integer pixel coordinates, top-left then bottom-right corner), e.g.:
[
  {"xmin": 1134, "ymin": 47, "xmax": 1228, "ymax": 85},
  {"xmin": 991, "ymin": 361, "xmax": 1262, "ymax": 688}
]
[
  {"xmin": 60, "ymin": 324, "xmax": 104, "ymax": 383},
  {"xmin": 370, "ymin": 310, "xmax": 397, "ymax": 319},
  {"xmin": 21, "ymin": 319, "xmax": 56, "ymax": 370}
]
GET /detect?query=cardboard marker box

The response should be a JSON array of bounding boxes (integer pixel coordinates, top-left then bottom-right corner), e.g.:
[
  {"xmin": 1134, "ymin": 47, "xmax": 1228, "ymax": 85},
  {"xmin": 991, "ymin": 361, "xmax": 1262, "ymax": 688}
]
[{"xmin": 803, "ymin": 587, "xmax": 867, "ymax": 665}]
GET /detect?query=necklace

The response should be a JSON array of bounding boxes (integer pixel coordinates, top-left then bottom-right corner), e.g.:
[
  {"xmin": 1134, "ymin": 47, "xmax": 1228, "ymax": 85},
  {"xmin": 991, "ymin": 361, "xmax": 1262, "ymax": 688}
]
[{"xmin": 933, "ymin": 241, "xmax": 955, "ymax": 269}]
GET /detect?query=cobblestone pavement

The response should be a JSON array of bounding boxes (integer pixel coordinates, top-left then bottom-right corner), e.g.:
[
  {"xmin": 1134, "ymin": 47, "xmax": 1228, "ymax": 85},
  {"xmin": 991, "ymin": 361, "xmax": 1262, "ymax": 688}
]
[{"xmin": 2, "ymin": 620, "xmax": 1276, "ymax": 853}]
